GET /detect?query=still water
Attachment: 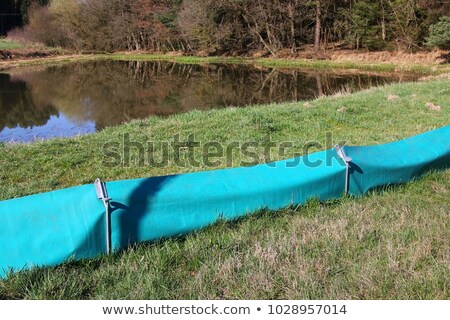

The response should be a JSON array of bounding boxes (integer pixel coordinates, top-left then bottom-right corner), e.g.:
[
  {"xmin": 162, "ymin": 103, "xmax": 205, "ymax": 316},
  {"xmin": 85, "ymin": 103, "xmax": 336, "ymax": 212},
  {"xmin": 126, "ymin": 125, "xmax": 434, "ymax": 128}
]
[{"xmin": 0, "ymin": 60, "xmax": 420, "ymax": 142}]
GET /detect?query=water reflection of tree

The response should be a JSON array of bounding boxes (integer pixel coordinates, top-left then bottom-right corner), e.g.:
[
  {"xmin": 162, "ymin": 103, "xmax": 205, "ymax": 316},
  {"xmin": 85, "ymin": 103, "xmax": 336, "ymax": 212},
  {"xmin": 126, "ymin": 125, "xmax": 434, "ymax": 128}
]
[
  {"xmin": 0, "ymin": 74, "xmax": 58, "ymax": 131},
  {"xmin": 4, "ymin": 62, "xmax": 417, "ymax": 131}
]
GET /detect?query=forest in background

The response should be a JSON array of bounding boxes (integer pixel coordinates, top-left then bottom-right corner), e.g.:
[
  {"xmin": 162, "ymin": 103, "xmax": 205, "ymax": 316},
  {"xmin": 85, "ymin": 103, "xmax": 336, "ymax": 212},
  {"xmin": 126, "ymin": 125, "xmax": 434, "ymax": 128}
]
[{"xmin": 2, "ymin": 0, "xmax": 450, "ymax": 55}]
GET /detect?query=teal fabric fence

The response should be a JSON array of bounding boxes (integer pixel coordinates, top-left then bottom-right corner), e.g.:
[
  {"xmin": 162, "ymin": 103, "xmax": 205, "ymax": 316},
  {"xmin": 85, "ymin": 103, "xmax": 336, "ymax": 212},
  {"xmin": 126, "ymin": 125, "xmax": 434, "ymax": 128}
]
[
  {"xmin": 344, "ymin": 125, "xmax": 450, "ymax": 195},
  {"xmin": 0, "ymin": 125, "xmax": 449, "ymax": 278}
]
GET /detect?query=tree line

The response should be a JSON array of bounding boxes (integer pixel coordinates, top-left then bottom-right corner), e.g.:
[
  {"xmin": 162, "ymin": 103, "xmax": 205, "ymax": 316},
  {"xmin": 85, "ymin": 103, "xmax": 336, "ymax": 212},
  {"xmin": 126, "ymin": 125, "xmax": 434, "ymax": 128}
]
[{"xmin": 4, "ymin": 0, "xmax": 450, "ymax": 53}]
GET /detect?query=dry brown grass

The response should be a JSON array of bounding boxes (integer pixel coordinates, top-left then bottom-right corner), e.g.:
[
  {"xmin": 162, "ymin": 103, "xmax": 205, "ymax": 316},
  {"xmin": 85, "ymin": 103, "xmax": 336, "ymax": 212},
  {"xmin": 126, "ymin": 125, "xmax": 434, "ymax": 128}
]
[{"xmin": 329, "ymin": 49, "xmax": 448, "ymax": 65}]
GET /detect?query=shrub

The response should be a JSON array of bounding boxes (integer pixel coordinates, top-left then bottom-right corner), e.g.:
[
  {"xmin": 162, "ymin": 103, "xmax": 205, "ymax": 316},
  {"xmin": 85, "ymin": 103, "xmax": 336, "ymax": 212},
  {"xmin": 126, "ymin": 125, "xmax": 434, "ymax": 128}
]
[{"xmin": 426, "ymin": 16, "xmax": 450, "ymax": 50}]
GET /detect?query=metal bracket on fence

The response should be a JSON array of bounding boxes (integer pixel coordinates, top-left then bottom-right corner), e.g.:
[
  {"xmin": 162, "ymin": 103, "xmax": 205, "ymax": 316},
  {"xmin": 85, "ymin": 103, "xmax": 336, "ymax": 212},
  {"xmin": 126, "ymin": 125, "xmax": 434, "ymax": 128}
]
[
  {"xmin": 335, "ymin": 145, "xmax": 352, "ymax": 194},
  {"xmin": 95, "ymin": 178, "xmax": 112, "ymax": 254}
]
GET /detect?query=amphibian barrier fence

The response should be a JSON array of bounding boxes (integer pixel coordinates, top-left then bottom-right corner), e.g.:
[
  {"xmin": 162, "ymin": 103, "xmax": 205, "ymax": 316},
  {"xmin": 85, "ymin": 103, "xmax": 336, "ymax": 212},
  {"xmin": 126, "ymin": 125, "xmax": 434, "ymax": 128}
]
[{"xmin": 1, "ymin": 125, "xmax": 449, "ymax": 278}]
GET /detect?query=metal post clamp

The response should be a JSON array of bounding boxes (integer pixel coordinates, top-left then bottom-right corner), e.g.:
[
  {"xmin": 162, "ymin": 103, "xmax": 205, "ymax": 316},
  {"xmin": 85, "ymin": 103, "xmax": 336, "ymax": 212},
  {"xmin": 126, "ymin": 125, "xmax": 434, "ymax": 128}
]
[
  {"xmin": 335, "ymin": 144, "xmax": 352, "ymax": 194},
  {"xmin": 94, "ymin": 178, "xmax": 112, "ymax": 254}
]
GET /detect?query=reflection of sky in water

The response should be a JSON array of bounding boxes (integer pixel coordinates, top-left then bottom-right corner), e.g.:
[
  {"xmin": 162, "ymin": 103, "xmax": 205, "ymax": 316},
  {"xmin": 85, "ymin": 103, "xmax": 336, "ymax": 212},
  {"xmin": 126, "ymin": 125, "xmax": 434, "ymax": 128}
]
[
  {"xmin": 0, "ymin": 113, "xmax": 96, "ymax": 143},
  {"xmin": 0, "ymin": 61, "xmax": 421, "ymax": 143}
]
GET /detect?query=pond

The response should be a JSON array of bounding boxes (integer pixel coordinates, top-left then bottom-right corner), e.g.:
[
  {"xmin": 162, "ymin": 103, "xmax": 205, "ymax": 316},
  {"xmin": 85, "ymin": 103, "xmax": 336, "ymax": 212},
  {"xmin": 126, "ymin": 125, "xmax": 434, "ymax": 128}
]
[{"xmin": 0, "ymin": 60, "xmax": 421, "ymax": 142}]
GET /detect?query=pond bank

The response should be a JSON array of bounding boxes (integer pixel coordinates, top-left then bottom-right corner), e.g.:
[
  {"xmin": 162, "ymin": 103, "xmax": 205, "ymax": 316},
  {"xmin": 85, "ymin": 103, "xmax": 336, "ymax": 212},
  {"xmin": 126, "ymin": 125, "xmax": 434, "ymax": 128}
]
[
  {"xmin": 1, "ymin": 78, "xmax": 449, "ymax": 199},
  {"xmin": 1, "ymin": 50, "xmax": 449, "ymax": 75}
]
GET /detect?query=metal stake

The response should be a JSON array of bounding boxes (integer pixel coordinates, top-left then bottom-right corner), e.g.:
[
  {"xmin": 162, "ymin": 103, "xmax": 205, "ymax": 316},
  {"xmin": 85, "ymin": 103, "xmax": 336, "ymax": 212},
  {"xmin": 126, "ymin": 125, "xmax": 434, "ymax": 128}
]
[
  {"xmin": 94, "ymin": 178, "xmax": 112, "ymax": 254},
  {"xmin": 335, "ymin": 145, "xmax": 352, "ymax": 194}
]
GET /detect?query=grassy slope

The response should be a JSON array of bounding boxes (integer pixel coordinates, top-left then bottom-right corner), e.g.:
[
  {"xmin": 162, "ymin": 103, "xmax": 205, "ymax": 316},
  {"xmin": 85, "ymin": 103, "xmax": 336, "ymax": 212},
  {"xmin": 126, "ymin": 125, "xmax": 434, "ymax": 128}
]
[{"xmin": 0, "ymin": 79, "xmax": 449, "ymax": 299}]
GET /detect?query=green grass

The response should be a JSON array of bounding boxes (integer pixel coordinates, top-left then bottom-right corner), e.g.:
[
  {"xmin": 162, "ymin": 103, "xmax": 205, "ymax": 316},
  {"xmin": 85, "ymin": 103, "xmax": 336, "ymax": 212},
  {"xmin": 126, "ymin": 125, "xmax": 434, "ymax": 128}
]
[
  {"xmin": 0, "ymin": 39, "xmax": 24, "ymax": 50},
  {"xmin": 107, "ymin": 53, "xmax": 450, "ymax": 75},
  {"xmin": 0, "ymin": 38, "xmax": 64, "ymax": 71},
  {"xmin": 0, "ymin": 79, "xmax": 449, "ymax": 299},
  {"xmin": 0, "ymin": 38, "xmax": 56, "ymax": 51}
]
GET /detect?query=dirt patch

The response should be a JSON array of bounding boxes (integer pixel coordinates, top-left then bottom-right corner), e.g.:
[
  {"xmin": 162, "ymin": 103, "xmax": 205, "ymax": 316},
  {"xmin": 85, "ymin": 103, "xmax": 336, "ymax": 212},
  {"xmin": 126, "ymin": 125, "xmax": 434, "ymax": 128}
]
[
  {"xmin": 0, "ymin": 54, "xmax": 88, "ymax": 71},
  {"xmin": 419, "ymin": 73, "xmax": 450, "ymax": 81},
  {"xmin": 276, "ymin": 48, "xmax": 331, "ymax": 60},
  {"xmin": 430, "ymin": 182, "xmax": 448, "ymax": 194},
  {"xmin": 387, "ymin": 94, "xmax": 400, "ymax": 101},
  {"xmin": 425, "ymin": 102, "xmax": 442, "ymax": 111}
]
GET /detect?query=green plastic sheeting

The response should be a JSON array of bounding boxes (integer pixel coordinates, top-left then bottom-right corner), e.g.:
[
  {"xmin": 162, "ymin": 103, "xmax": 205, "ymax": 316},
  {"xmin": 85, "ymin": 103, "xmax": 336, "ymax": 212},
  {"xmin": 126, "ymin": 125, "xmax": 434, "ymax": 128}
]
[
  {"xmin": 344, "ymin": 125, "xmax": 450, "ymax": 195},
  {"xmin": 106, "ymin": 150, "xmax": 346, "ymax": 249},
  {"xmin": 0, "ymin": 126, "xmax": 449, "ymax": 278},
  {"xmin": 0, "ymin": 149, "xmax": 347, "ymax": 278},
  {"xmin": 0, "ymin": 185, "xmax": 106, "ymax": 277}
]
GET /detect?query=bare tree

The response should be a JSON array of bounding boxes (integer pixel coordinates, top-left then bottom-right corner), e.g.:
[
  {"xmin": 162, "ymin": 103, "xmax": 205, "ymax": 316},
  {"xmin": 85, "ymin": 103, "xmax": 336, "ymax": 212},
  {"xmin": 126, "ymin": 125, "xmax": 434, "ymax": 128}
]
[{"xmin": 314, "ymin": 0, "xmax": 321, "ymax": 52}]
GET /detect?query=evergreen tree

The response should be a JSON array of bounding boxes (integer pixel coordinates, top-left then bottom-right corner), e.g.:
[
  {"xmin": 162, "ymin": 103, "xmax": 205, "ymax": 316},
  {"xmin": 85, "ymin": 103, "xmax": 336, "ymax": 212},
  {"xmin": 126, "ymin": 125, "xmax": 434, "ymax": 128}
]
[{"xmin": 427, "ymin": 16, "xmax": 450, "ymax": 50}]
